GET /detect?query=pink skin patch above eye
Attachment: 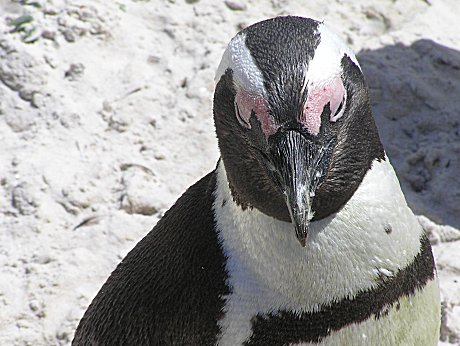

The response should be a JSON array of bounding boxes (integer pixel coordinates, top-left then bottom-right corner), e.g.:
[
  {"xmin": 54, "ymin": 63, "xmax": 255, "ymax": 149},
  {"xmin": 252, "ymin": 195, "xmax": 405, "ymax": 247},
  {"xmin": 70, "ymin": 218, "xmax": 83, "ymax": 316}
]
[
  {"xmin": 301, "ymin": 77, "xmax": 346, "ymax": 136},
  {"xmin": 235, "ymin": 91, "xmax": 278, "ymax": 137}
]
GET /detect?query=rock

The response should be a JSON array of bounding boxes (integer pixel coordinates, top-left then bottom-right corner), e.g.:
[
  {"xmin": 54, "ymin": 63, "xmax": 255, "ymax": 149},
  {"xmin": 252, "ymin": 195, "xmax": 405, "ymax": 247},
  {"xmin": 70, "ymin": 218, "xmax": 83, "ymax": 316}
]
[
  {"xmin": 99, "ymin": 100, "xmax": 132, "ymax": 132},
  {"xmin": 11, "ymin": 183, "xmax": 38, "ymax": 215},
  {"xmin": 120, "ymin": 165, "xmax": 163, "ymax": 216},
  {"xmin": 224, "ymin": 1, "xmax": 247, "ymax": 11},
  {"xmin": 4, "ymin": 108, "xmax": 36, "ymax": 132},
  {"xmin": 64, "ymin": 63, "xmax": 85, "ymax": 81},
  {"xmin": 418, "ymin": 215, "xmax": 460, "ymax": 245}
]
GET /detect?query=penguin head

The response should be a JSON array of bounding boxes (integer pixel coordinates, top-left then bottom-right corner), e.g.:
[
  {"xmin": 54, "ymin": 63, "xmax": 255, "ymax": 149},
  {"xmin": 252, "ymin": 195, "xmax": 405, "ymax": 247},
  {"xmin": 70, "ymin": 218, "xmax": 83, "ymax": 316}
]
[{"xmin": 213, "ymin": 16, "xmax": 384, "ymax": 246}]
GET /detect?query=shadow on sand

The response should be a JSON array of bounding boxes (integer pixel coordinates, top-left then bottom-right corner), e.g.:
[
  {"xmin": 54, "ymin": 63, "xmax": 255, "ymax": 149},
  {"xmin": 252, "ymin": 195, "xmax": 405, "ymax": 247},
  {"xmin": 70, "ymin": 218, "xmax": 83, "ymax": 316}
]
[{"xmin": 357, "ymin": 39, "xmax": 460, "ymax": 228}]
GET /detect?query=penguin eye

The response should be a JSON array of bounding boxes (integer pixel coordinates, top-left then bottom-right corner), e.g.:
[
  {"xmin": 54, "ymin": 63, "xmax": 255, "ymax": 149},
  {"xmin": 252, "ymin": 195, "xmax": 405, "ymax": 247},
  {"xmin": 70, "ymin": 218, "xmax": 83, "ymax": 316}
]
[
  {"xmin": 234, "ymin": 91, "xmax": 278, "ymax": 137},
  {"xmin": 235, "ymin": 102, "xmax": 251, "ymax": 128},
  {"xmin": 334, "ymin": 100, "xmax": 343, "ymax": 116},
  {"xmin": 330, "ymin": 95, "xmax": 346, "ymax": 122},
  {"xmin": 301, "ymin": 77, "xmax": 346, "ymax": 135}
]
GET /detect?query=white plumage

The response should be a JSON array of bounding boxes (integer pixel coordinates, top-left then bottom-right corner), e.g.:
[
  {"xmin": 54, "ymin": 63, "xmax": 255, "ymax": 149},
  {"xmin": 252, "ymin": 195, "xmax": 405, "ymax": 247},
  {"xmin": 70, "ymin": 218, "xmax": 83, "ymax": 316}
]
[{"xmin": 214, "ymin": 157, "xmax": 440, "ymax": 345}]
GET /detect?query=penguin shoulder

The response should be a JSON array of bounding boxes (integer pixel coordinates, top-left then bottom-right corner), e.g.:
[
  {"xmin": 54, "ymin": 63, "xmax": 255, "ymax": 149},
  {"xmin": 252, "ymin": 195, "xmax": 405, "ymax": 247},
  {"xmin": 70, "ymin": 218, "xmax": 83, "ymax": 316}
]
[{"xmin": 73, "ymin": 170, "xmax": 230, "ymax": 346}]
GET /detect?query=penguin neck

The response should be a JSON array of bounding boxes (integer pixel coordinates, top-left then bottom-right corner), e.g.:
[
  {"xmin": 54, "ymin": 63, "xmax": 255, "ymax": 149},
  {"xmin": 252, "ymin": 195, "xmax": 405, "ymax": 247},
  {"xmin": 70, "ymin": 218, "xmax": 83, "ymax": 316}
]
[{"xmin": 213, "ymin": 157, "xmax": 424, "ymax": 311}]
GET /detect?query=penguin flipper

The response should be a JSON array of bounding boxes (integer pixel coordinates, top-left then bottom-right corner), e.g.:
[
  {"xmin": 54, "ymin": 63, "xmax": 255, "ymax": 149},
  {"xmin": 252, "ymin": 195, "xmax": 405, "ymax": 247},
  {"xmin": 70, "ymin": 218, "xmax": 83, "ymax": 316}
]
[{"xmin": 72, "ymin": 170, "xmax": 229, "ymax": 346}]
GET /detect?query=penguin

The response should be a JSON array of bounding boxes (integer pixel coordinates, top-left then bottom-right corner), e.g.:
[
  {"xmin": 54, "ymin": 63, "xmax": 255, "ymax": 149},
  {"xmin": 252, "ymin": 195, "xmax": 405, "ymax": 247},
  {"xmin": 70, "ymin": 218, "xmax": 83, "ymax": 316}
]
[{"xmin": 72, "ymin": 16, "xmax": 440, "ymax": 346}]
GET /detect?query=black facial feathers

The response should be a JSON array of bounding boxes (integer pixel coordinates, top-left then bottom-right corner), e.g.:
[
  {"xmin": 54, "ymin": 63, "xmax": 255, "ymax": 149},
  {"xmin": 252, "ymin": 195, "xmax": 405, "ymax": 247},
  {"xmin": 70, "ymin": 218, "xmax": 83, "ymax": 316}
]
[
  {"xmin": 214, "ymin": 16, "xmax": 385, "ymax": 222},
  {"xmin": 243, "ymin": 16, "xmax": 321, "ymax": 123},
  {"xmin": 311, "ymin": 55, "xmax": 385, "ymax": 220}
]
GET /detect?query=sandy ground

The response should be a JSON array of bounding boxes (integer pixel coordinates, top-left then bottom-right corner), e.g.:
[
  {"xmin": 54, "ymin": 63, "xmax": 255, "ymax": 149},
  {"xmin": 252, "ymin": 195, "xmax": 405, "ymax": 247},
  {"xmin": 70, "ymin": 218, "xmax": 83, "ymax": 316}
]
[{"xmin": 0, "ymin": 0, "xmax": 459, "ymax": 345}]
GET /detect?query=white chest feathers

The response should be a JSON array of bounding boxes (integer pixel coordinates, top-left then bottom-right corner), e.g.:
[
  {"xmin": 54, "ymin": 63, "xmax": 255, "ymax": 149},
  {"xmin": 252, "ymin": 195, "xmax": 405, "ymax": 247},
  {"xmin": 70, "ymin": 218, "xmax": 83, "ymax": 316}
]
[{"xmin": 213, "ymin": 158, "xmax": 440, "ymax": 346}]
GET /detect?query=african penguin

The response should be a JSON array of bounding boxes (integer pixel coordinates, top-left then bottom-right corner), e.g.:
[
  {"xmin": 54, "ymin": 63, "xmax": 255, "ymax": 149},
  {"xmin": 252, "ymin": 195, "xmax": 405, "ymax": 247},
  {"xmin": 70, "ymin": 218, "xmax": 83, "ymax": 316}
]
[{"xmin": 72, "ymin": 16, "xmax": 441, "ymax": 346}]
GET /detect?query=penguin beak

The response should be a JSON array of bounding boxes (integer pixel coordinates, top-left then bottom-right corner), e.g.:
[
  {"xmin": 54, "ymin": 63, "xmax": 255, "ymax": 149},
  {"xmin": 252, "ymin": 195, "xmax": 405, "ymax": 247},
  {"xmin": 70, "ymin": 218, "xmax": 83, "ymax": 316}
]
[{"xmin": 269, "ymin": 130, "xmax": 332, "ymax": 247}]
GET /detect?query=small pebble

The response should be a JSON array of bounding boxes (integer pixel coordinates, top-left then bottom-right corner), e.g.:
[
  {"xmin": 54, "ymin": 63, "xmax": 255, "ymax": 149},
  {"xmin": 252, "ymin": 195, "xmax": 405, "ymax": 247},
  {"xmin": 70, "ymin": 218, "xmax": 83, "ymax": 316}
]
[
  {"xmin": 65, "ymin": 63, "xmax": 85, "ymax": 81},
  {"xmin": 225, "ymin": 0, "xmax": 247, "ymax": 11}
]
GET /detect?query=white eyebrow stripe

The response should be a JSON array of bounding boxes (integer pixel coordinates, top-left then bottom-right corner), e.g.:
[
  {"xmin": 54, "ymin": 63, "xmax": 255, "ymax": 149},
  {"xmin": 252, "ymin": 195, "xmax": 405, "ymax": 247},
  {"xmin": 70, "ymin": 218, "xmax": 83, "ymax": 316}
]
[
  {"xmin": 215, "ymin": 22, "xmax": 360, "ymax": 106},
  {"xmin": 215, "ymin": 33, "xmax": 267, "ymax": 96},
  {"xmin": 305, "ymin": 23, "xmax": 361, "ymax": 88}
]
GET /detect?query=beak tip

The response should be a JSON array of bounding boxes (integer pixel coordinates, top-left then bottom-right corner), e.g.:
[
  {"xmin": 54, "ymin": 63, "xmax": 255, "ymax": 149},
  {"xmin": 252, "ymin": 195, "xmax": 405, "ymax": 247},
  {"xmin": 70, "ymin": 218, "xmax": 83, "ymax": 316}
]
[
  {"xmin": 299, "ymin": 236, "xmax": 307, "ymax": 247},
  {"xmin": 295, "ymin": 227, "xmax": 309, "ymax": 247}
]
